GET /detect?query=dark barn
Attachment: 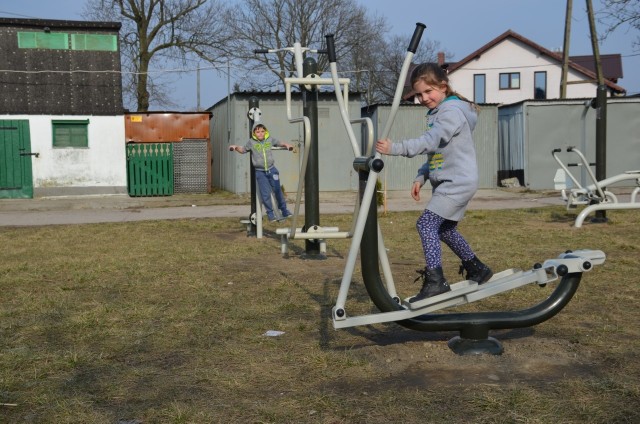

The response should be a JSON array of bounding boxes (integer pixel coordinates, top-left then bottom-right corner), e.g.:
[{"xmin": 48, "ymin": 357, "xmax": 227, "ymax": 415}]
[{"xmin": 0, "ymin": 17, "xmax": 123, "ymax": 115}]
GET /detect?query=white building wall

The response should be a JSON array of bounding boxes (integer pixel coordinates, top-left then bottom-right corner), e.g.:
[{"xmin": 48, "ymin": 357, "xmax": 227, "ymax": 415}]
[
  {"xmin": 3, "ymin": 115, "xmax": 126, "ymax": 189},
  {"xmin": 449, "ymin": 39, "xmax": 601, "ymax": 103}
]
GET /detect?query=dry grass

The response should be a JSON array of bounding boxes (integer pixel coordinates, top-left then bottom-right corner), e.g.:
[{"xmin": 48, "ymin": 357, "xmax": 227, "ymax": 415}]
[{"xmin": 1, "ymin": 206, "xmax": 639, "ymax": 423}]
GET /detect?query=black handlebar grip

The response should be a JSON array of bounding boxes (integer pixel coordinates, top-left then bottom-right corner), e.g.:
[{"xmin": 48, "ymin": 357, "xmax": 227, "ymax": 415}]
[
  {"xmin": 254, "ymin": 49, "xmax": 269, "ymax": 54},
  {"xmin": 567, "ymin": 147, "xmax": 575, "ymax": 152},
  {"xmin": 325, "ymin": 34, "xmax": 336, "ymax": 63},
  {"xmin": 369, "ymin": 157, "xmax": 384, "ymax": 173},
  {"xmin": 407, "ymin": 23, "xmax": 426, "ymax": 53},
  {"xmin": 552, "ymin": 148, "xmax": 561, "ymax": 153}
]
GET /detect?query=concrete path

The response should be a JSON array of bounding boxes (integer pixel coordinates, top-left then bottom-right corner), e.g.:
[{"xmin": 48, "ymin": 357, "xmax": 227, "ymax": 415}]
[{"xmin": 0, "ymin": 189, "xmax": 566, "ymax": 227}]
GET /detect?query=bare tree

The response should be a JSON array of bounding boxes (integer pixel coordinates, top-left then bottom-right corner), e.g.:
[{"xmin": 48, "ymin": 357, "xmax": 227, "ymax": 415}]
[
  {"xmin": 83, "ymin": 0, "xmax": 233, "ymax": 111},
  {"xmin": 598, "ymin": 0, "xmax": 640, "ymax": 50},
  {"xmin": 221, "ymin": 0, "xmax": 448, "ymax": 104},
  {"xmin": 364, "ymin": 35, "xmax": 447, "ymax": 104},
  {"xmin": 221, "ymin": 0, "xmax": 387, "ymax": 91}
]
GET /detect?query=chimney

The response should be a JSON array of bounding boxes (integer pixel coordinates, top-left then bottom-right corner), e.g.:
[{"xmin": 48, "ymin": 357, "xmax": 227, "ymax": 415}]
[{"xmin": 437, "ymin": 52, "xmax": 445, "ymax": 66}]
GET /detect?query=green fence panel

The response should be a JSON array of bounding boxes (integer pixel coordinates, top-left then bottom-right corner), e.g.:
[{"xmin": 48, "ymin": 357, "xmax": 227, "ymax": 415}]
[{"xmin": 126, "ymin": 143, "xmax": 174, "ymax": 197}]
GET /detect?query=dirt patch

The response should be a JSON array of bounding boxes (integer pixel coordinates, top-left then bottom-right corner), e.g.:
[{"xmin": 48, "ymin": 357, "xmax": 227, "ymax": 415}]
[
  {"xmin": 351, "ymin": 334, "xmax": 598, "ymax": 388},
  {"xmin": 211, "ymin": 228, "xmax": 601, "ymax": 389}
]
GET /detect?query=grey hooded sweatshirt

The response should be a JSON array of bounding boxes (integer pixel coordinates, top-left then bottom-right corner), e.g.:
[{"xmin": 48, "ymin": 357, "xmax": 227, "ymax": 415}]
[
  {"xmin": 389, "ymin": 97, "xmax": 479, "ymax": 221},
  {"xmin": 242, "ymin": 123, "xmax": 286, "ymax": 172}
]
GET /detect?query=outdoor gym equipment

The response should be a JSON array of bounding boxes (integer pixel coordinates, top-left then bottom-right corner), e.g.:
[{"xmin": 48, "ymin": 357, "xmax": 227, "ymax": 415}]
[
  {"xmin": 256, "ymin": 37, "xmax": 375, "ymax": 257},
  {"xmin": 325, "ymin": 23, "xmax": 606, "ymax": 355},
  {"xmin": 552, "ymin": 146, "xmax": 640, "ymax": 228}
]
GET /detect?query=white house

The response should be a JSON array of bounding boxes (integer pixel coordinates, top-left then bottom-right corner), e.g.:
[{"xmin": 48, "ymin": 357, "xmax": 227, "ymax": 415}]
[
  {"xmin": 405, "ymin": 30, "xmax": 626, "ymax": 104},
  {"xmin": 0, "ymin": 18, "xmax": 126, "ymax": 199}
]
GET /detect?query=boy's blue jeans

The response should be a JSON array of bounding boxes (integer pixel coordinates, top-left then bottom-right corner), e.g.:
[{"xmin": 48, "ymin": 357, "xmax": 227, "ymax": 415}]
[{"xmin": 256, "ymin": 168, "xmax": 289, "ymax": 219}]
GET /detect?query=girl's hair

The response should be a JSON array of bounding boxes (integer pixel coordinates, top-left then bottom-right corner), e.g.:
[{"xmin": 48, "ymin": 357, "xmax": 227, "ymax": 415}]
[{"xmin": 410, "ymin": 63, "xmax": 479, "ymax": 111}]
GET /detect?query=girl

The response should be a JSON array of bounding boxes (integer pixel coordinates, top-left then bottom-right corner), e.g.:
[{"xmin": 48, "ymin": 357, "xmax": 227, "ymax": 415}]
[{"xmin": 376, "ymin": 63, "xmax": 492, "ymax": 303}]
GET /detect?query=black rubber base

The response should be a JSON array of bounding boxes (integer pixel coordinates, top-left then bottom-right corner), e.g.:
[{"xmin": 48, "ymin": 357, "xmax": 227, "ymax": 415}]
[
  {"xmin": 590, "ymin": 216, "xmax": 609, "ymax": 224},
  {"xmin": 300, "ymin": 253, "xmax": 327, "ymax": 261},
  {"xmin": 447, "ymin": 336, "xmax": 504, "ymax": 355}
]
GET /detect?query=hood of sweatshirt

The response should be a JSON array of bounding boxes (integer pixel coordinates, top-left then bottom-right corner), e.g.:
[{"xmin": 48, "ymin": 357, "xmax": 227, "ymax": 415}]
[
  {"xmin": 251, "ymin": 123, "xmax": 270, "ymax": 141},
  {"xmin": 441, "ymin": 97, "xmax": 477, "ymax": 132}
]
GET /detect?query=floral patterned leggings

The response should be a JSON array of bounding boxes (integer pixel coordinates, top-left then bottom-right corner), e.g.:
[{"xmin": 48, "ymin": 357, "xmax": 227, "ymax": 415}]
[{"xmin": 416, "ymin": 209, "xmax": 475, "ymax": 269}]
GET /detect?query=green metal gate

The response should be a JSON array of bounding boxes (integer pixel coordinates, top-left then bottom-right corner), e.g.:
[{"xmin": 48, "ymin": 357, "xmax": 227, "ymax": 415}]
[
  {"xmin": 0, "ymin": 120, "xmax": 33, "ymax": 199},
  {"xmin": 126, "ymin": 143, "xmax": 174, "ymax": 196}
]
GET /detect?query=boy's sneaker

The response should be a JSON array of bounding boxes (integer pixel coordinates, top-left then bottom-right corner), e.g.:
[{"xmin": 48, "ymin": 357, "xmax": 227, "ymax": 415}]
[
  {"xmin": 281, "ymin": 210, "xmax": 293, "ymax": 219},
  {"xmin": 267, "ymin": 214, "xmax": 277, "ymax": 222}
]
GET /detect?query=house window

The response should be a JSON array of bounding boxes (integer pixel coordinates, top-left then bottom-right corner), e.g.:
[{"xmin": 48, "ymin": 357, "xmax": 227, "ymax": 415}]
[
  {"xmin": 18, "ymin": 32, "xmax": 68, "ymax": 49},
  {"xmin": 18, "ymin": 32, "xmax": 117, "ymax": 52},
  {"xmin": 499, "ymin": 72, "xmax": 520, "ymax": 89},
  {"xmin": 534, "ymin": 71, "xmax": 547, "ymax": 99},
  {"xmin": 52, "ymin": 120, "xmax": 89, "ymax": 148},
  {"xmin": 71, "ymin": 34, "xmax": 118, "ymax": 52},
  {"xmin": 474, "ymin": 74, "xmax": 486, "ymax": 103}
]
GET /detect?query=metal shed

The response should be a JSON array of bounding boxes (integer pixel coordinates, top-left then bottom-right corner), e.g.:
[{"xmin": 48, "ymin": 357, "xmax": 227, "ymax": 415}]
[
  {"xmin": 209, "ymin": 91, "xmax": 363, "ymax": 195},
  {"xmin": 498, "ymin": 98, "xmax": 640, "ymax": 190},
  {"xmin": 124, "ymin": 112, "xmax": 212, "ymax": 195}
]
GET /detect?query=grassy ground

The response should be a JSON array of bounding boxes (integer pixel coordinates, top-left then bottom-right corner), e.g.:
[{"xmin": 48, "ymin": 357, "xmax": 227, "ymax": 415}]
[{"xmin": 1, "ymin": 206, "xmax": 639, "ymax": 423}]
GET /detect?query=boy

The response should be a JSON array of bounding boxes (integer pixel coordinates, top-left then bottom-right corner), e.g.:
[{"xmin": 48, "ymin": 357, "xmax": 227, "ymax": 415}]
[{"xmin": 229, "ymin": 123, "xmax": 293, "ymax": 222}]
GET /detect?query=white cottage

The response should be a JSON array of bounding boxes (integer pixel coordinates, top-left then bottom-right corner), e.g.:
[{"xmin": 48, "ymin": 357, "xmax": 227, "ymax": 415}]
[
  {"xmin": 0, "ymin": 18, "xmax": 125, "ymax": 198},
  {"xmin": 404, "ymin": 30, "xmax": 626, "ymax": 104}
]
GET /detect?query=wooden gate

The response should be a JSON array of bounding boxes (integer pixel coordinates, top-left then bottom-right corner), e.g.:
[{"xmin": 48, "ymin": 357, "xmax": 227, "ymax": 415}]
[{"xmin": 126, "ymin": 143, "xmax": 174, "ymax": 196}]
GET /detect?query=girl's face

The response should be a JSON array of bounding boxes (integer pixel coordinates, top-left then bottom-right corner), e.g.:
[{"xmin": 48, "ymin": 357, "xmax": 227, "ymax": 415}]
[{"xmin": 413, "ymin": 80, "xmax": 447, "ymax": 109}]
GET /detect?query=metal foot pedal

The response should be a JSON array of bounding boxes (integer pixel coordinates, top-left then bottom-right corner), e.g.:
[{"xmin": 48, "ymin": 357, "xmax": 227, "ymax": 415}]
[
  {"xmin": 483, "ymin": 268, "xmax": 520, "ymax": 285},
  {"xmin": 404, "ymin": 280, "xmax": 478, "ymax": 310}
]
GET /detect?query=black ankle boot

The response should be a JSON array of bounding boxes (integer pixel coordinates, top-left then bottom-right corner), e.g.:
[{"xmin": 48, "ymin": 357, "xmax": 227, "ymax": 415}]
[
  {"xmin": 459, "ymin": 256, "xmax": 493, "ymax": 284},
  {"xmin": 409, "ymin": 266, "xmax": 451, "ymax": 303}
]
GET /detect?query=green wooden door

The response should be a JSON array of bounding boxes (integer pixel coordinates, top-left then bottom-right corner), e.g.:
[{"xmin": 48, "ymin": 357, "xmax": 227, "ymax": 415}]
[
  {"xmin": 0, "ymin": 120, "xmax": 34, "ymax": 199},
  {"xmin": 126, "ymin": 143, "xmax": 174, "ymax": 196}
]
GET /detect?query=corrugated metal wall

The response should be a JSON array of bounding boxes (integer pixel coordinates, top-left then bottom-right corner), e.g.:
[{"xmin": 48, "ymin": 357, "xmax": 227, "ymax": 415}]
[
  {"xmin": 366, "ymin": 104, "xmax": 431, "ymax": 192},
  {"xmin": 124, "ymin": 112, "xmax": 211, "ymax": 142},
  {"xmin": 210, "ymin": 92, "xmax": 362, "ymax": 194},
  {"xmin": 364, "ymin": 104, "xmax": 498, "ymax": 191},
  {"xmin": 213, "ymin": 94, "xmax": 640, "ymax": 193},
  {"xmin": 474, "ymin": 106, "xmax": 499, "ymax": 188},
  {"xmin": 499, "ymin": 98, "xmax": 640, "ymax": 190}
]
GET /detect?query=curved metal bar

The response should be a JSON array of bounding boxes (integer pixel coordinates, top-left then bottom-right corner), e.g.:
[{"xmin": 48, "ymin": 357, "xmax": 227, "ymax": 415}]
[{"xmin": 360, "ymin": 192, "xmax": 583, "ymax": 334}]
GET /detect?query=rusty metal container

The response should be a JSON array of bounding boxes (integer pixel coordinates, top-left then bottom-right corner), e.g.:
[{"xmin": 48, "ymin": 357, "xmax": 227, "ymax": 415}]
[{"xmin": 125, "ymin": 112, "xmax": 211, "ymax": 143}]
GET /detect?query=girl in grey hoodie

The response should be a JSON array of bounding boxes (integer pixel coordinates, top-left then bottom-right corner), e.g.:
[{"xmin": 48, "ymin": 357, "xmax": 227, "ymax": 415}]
[{"xmin": 376, "ymin": 63, "xmax": 493, "ymax": 303}]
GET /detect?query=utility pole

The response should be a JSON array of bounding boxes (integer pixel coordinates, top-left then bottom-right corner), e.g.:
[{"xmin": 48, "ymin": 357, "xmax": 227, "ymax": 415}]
[
  {"xmin": 586, "ymin": 0, "xmax": 608, "ymax": 223},
  {"xmin": 196, "ymin": 66, "xmax": 201, "ymax": 111},
  {"xmin": 560, "ymin": 0, "xmax": 573, "ymax": 98}
]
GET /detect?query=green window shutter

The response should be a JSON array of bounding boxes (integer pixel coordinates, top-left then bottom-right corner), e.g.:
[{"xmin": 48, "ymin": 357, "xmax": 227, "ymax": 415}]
[
  {"xmin": 18, "ymin": 32, "xmax": 68, "ymax": 49},
  {"xmin": 52, "ymin": 120, "xmax": 89, "ymax": 148},
  {"xmin": 71, "ymin": 34, "xmax": 118, "ymax": 52}
]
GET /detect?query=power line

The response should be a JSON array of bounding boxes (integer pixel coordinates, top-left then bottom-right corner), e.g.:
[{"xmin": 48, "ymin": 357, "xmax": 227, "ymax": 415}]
[
  {"xmin": 0, "ymin": 64, "xmax": 242, "ymax": 76},
  {"xmin": 0, "ymin": 10, "xmax": 40, "ymax": 19}
]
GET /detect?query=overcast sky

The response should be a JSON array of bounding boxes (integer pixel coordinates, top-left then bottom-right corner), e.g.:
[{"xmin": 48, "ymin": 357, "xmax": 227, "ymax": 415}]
[{"xmin": 2, "ymin": 0, "xmax": 638, "ymax": 110}]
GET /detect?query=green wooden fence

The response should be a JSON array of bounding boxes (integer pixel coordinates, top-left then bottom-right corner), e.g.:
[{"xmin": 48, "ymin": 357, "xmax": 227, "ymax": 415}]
[{"xmin": 126, "ymin": 143, "xmax": 174, "ymax": 196}]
